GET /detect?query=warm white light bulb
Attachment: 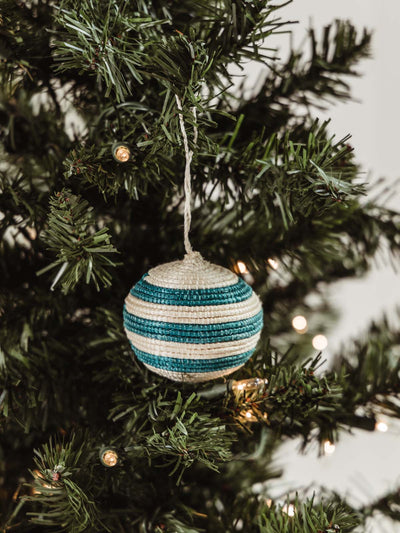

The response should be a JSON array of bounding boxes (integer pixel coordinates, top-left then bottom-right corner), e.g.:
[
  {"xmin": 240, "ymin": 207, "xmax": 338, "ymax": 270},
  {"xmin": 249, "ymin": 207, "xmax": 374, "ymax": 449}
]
[
  {"xmin": 282, "ymin": 504, "xmax": 296, "ymax": 517},
  {"xmin": 312, "ymin": 334, "xmax": 328, "ymax": 350},
  {"xmin": 375, "ymin": 420, "xmax": 388, "ymax": 433},
  {"xmin": 323, "ymin": 440, "xmax": 335, "ymax": 455},
  {"xmin": 100, "ymin": 449, "xmax": 119, "ymax": 467},
  {"xmin": 292, "ymin": 315, "xmax": 308, "ymax": 333},
  {"xmin": 236, "ymin": 261, "xmax": 249, "ymax": 274},
  {"xmin": 267, "ymin": 258, "xmax": 279, "ymax": 270},
  {"xmin": 114, "ymin": 145, "xmax": 131, "ymax": 162},
  {"xmin": 245, "ymin": 411, "xmax": 253, "ymax": 419},
  {"xmin": 232, "ymin": 377, "xmax": 268, "ymax": 393}
]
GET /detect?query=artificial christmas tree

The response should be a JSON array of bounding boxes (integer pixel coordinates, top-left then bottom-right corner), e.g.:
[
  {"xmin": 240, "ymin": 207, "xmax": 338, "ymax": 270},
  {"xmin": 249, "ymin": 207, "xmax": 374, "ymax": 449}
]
[{"xmin": 1, "ymin": 1, "xmax": 400, "ymax": 531}]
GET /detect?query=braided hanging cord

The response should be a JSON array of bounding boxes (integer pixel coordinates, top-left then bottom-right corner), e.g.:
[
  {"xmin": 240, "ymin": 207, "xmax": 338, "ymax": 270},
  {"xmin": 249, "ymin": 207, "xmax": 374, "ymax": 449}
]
[{"xmin": 175, "ymin": 94, "xmax": 198, "ymax": 255}]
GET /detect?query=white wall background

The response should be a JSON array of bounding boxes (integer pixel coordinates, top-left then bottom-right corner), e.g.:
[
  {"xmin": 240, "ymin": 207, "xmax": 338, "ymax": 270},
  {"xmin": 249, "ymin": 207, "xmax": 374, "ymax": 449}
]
[{"xmin": 246, "ymin": 1, "xmax": 400, "ymax": 531}]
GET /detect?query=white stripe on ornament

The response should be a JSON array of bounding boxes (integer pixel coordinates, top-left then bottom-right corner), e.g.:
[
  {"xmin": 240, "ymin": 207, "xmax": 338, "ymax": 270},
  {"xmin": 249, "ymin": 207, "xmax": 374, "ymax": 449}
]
[
  {"xmin": 142, "ymin": 362, "xmax": 244, "ymax": 382},
  {"xmin": 124, "ymin": 292, "xmax": 262, "ymax": 324},
  {"xmin": 125, "ymin": 330, "xmax": 261, "ymax": 359}
]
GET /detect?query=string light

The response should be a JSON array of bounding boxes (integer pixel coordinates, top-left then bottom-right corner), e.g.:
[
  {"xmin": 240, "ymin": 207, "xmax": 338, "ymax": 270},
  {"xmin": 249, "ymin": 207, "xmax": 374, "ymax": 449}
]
[
  {"xmin": 375, "ymin": 420, "xmax": 388, "ymax": 432},
  {"xmin": 232, "ymin": 377, "xmax": 268, "ymax": 393},
  {"xmin": 236, "ymin": 260, "xmax": 249, "ymax": 274},
  {"xmin": 267, "ymin": 258, "xmax": 279, "ymax": 270},
  {"xmin": 291, "ymin": 315, "xmax": 308, "ymax": 334},
  {"xmin": 99, "ymin": 447, "xmax": 119, "ymax": 467},
  {"xmin": 312, "ymin": 334, "xmax": 328, "ymax": 350},
  {"xmin": 323, "ymin": 440, "xmax": 335, "ymax": 455},
  {"xmin": 112, "ymin": 142, "xmax": 131, "ymax": 163},
  {"xmin": 282, "ymin": 504, "xmax": 296, "ymax": 517},
  {"xmin": 235, "ymin": 260, "xmax": 254, "ymax": 284}
]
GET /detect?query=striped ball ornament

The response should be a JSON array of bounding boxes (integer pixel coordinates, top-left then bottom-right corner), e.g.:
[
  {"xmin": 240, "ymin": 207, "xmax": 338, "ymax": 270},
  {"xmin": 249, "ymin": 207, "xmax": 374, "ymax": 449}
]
[{"xmin": 123, "ymin": 252, "xmax": 263, "ymax": 383}]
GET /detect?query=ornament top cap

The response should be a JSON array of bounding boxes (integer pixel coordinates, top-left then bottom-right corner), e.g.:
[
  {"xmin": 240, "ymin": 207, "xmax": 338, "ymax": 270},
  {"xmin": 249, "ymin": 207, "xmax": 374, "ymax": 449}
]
[{"xmin": 145, "ymin": 251, "xmax": 239, "ymax": 290}]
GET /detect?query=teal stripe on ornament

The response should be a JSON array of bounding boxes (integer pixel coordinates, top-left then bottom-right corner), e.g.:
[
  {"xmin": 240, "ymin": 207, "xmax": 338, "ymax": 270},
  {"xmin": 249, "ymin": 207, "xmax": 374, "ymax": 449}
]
[
  {"xmin": 131, "ymin": 345, "xmax": 254, "ymax": 373},
  {"xmin": 130, "ymin": 275, "xmax": 253, "ymax": 306},
  {"xmin": 123, "ymin": 308, "xmax": 263, "ymax": 343}
]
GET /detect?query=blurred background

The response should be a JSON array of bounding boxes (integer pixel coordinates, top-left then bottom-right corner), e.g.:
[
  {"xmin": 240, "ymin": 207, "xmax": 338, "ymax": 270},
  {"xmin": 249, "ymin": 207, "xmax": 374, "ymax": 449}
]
[{"xmin": 239, "ymin": 1, "xmax": 400, "ymax": 531}]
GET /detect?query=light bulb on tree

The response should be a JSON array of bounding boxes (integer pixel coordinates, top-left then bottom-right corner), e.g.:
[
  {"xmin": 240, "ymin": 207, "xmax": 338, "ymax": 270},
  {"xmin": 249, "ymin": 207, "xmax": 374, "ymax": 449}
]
[
  {"xmin": 323, "ymin": 440, "xmax": 335, "ymax": 455},
  {"xmin": 375, "ymin": 419, "xmax": 388, "ymax": 432},
  {"xmin": 232, "ymin": 377, "xmax": 268, "ymax": 393},
  {"xmin": 292, "ymin": 315, "xmax": 308, "ymax": 334},
  {"xmin": 282, "ymin": 503, "xmax": 296, "ymax": 517},
  {"xmin": 100, "ymin": 447, "xmax": 119, "ymax": 467},
  {"xmin": 234, "ymin": 260, "xmax": 254, "ymax": 285},
  {"xmin": 265, "ymin": 498, "xmax": 273, "ymax": 508},
  {"xmin": 267, "ymin": 258, "xmax": 279, "ymax": 270},
  {"xmin": 312, "ymin": 334, "xmax": 328, "ymax": 350},
  {"xmin": 112, "ymin": 142, "xmax": 131, "ymax": 163},
  {"xmin": 236, "ymin": 260, "xmax": 249, "ymax": 274}
]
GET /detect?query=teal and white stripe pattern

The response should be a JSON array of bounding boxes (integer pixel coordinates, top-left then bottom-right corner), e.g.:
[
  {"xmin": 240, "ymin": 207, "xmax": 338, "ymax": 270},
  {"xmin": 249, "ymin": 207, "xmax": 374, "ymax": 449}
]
[{"xmin": 123, "ymin": 252, "xmax": 263, "ymax": 382}]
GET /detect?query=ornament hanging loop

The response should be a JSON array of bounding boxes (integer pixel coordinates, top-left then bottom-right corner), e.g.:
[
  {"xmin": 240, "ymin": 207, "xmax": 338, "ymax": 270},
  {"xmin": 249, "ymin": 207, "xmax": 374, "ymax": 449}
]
[{"xmin": 175, "ymin": 94, "xmax": 198, "ymax": 256}]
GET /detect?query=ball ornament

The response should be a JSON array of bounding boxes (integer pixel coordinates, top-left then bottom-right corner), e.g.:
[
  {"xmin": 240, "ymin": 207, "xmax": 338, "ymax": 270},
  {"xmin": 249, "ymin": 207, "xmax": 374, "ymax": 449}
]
[{"xmin": 123, "ymin": 252, "xmax": 263, "ymax": 383}]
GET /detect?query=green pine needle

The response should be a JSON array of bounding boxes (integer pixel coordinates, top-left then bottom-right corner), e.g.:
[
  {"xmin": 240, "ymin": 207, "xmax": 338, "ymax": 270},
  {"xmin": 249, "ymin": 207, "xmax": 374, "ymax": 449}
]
[{"xmin": 37, "ymin": 189, "xmax": 118, "ymax": 293}]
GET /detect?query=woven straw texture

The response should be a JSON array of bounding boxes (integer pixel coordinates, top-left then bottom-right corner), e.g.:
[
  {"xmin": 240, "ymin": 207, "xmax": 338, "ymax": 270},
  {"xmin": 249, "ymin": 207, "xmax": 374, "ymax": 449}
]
[{"xmin": 123, "ymin": 252, "xmax": 263, "ymax": 383}]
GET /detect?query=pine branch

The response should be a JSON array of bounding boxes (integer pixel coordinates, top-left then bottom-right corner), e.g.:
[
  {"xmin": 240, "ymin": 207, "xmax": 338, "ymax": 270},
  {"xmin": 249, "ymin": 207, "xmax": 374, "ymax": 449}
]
[
  {"xmin": 197, "ymin": 118, "xmax": 361, "ymax": 225},
  {"xmin": 0, "ymin": 1, "xmax": 56, "ymax": 95},
  {"xmin": 335, "ymin": 316, "xmax": 400, "ymax": 419},
  {"xmin": 361, "ymin": 486, "xmax": 400, "ymax": 523},
  {"xmin": 154, "ymin": 0, "xmax": 291, "ymax": 62},
  {"xmin": 0, "ymin": 287, "xmax": 108, "ymax": 433},
  {"xmin": 159, "ymin": 490, "xmax": 361, "ymax": 532},
  {"xmin": 233, "ymin": 20, "xmax": 372, "ymax": 135},
  {"xmin": 62, "ymin": 97, "xmax": 217, "ymax": 198},
  {"xmin": 223, "ymin": 352, "xmax": 344, "ymax": 446},
  {"xmin": 192, "ymin": 179, "xmax": 399, "ymax": 328},
  {"xmin": 37, "ymin": 189, "xmax": 118, "ymax": 293},
  {"xmin": 113, "ymin": 390, "xmax": 236, "ymax": 484},
  {"xmin": 24, "ymin": 433, "xmax": 105, "ymax": 533},
  {"xmin": 53, "ymin": 1, "xmax": 162, "ymax": 102},
  {"xmin": 53, "ymin": 1, "xmax": 290, "ymax": 104},
  {"xmin": 258, "ymin": 495, "xmax": 360, "ymax": 532},
  {"xmin": 222, "ymin": 313, "xmax": 400, "ymax": 444}
]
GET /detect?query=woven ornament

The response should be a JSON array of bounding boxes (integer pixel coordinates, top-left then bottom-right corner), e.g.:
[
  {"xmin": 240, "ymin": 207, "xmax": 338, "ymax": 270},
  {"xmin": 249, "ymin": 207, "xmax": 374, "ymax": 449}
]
[
  {"xmin": 123, "ymin": 96, "xmax": 264, "ymax": 382},
  {"xmin": 123, "ymin": 251, "xmax": 263, "ymax": 382}
]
